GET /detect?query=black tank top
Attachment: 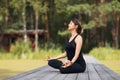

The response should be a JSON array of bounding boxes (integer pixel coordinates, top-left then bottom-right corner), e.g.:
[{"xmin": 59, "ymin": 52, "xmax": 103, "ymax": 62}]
[{"xmin": 65, "ymin": 35, "xmax": 86, "ymax": 66}]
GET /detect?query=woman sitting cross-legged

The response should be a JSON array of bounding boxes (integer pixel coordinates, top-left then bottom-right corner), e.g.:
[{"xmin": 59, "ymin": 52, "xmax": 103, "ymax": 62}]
[{"xmin": 47, "ymin": 18, "xmax": 86, "ymax": 74}]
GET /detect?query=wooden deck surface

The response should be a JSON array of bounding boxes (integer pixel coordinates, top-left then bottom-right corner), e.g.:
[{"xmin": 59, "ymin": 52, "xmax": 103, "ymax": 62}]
[{"xmin": 4, "ymin": 55, "xmax": 120, "ymax": 80}]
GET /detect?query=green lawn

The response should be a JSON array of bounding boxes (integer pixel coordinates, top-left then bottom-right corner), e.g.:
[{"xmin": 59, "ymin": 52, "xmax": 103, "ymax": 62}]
[{"xmin": 0, "ymin": 60, "xmax": 47, "ymax": 80}]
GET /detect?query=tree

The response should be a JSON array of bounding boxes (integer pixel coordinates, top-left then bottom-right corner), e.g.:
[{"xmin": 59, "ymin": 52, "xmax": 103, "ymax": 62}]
[
  {"xmin": 28, "ymin": 0, "xmax": 47, "ymax": 51},
  {"xmin": 22, "ymin": 0, "xmax": 27, "ymax": 42},
  {"xmin": 0, "ymin": 0, "xmax": 9, "ymax": 45},
  {"xmin": 110, "ymin": 0, "xmax": 120, "ymax": 48},
  {"xmin": 10, "ymin": 0, "xmax": 27, "ymax": 42},
  {"xmin": 0, "ymin": 0, "xmax": 120, "ymax": 52},
  {"xmin": 96, "ymin": 0, "xmax": 120, "ymax": 48}
]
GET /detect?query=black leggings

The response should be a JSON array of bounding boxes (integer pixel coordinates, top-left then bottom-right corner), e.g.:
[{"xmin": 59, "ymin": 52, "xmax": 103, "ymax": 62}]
[{"xmin": 48, "ymin": 59, "xmax": 86, "ymax": 73}]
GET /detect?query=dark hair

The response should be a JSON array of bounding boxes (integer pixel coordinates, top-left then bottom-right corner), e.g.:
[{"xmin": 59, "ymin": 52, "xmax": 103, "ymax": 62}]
[{"xmin": 71, "ymin": 18, "xmax": 83, "ymax": 34}]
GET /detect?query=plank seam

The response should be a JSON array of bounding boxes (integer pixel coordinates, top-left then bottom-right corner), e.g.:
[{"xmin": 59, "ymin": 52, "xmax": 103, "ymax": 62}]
[{"xmin": 101, "ymin": 64, "xmax": 120, "ymax": 80}]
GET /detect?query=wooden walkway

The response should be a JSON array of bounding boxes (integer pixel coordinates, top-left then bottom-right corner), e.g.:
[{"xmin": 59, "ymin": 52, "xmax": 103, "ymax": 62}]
[{"xmin": 4, "ymin": 55, "xmax": 120, "ymax": 80}]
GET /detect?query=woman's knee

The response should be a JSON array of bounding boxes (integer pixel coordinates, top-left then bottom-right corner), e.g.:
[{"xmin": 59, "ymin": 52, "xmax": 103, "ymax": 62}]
[
  {"xmin": 48, "ymin": 60, "xmax": 54, "ymax": 66},
  {"xmin": 48, "ymin": 59, "xmax": 63, "ymax": 69}
]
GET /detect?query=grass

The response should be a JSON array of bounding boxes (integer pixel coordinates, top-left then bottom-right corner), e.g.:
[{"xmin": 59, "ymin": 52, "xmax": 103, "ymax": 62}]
[
  {"xmin": 101, "ymin": 60, "xmax": 120, "ymax": 74},
  {"xmin": 0, "ymin": 60, "xmax": 48, "ymax": 80},
  {"xmin": 90, "ymin": 47, "xmax": 120, "ymax": 60},
  {"xmin": 90, "ymin": 47, "xmax": 120, "ymax": 74},
  {"xmin": 0, "ymin": 47, "xmax": 62, "ymax": 79}
]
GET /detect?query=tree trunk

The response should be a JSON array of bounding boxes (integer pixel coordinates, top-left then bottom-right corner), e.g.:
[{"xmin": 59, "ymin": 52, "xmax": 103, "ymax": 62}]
[
  {"xmin": 0, "ymin": 25, "xmax": 4, "ymax": 47},
  {"xmin": 118, "ymin": 16, "xmax": 120, "ymax": 48},
  {"xmin": 112, "ymin": 12, "xmax": 119, "ymax": 49},
  {"xmin": 30, "ymin": 10, "xmax": 34, "ymax": 29},
  {"xmin": 115, "ymin": 14, "xmax": 119, "ymax": 48},
  {"xmin": 100, "ymin": 0, "xmax": 105, "ymax": 46},
  {"xmin": 45, "ymin": 12, "xmax": 50, "ymax": 49},
  {"xmin": 22, "ymin": 0, "xmax": 27, "ymax": 42},
  {"xmin": 5, "ymin": 0, "xmax": 9, "ymax": 30},
  {"xmin": 35, "ymin": 11, "xmax": 39, "ymax": 52}
]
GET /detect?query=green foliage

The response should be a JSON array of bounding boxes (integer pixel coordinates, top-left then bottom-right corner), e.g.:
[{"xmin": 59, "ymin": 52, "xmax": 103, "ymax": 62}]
[
  {"xmin": 0, "ymin": 42, "xmax": 62, "ymax": 60},
  {"xmin": 83, "ymin": 20, "xmax": 96, "ymax": 29},
  {"xmin": 55, "ymin": 0, "xmax": 68, "ymax": 13},
  {"xmin": 110, "ymin": 0, "xmax": 120, "ymax": 12},
  {"xmin": 0, "ymin": 0, "xmax": 120, "ymax": 57},
  {"xmin": 10, "ymin": 0, "xmax": 23, "ymax": 15},
  {"xmin": 67, "ymin": 4, "xmax": 91, "ymax": 14},
  {"xmin": 58, "ymin": 30, "xmax": 70, "ymax": 36},
  {"xmin": 0, "ymin": 47, "xmax": 7, "ymax": 53},
  {"xmin": 28, "ymin": 0, "xmax": 48, "ymax": 14},
  {"xmin": 0, "ymin": 14, "xmax": 3, "ymax": 22},
  {"xmin": 32, "ymin": 48, "xmax": 61, "ymax": 60},
  {"xmin": 10, "ymin": 38, "xmax": 32, "ymax": 59},
  {"xmin": 90, "ymin": 47, "xmax": 120, "ymax": 60},
  {"xmin": 94, "ymin": 0, "xmax": 120, "ymax": 23}
]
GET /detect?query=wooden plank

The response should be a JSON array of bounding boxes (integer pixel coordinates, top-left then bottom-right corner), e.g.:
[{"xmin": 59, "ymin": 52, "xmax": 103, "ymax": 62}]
[
  {"xmin": 4, "ymin": 66, "xmax": 50, "ymax": 80},
  {"xmin": 94, "ymin": 64, "xmax": 115, "ymax": 80},
  {"xmin": 77, "ymin": 64, "xmax": 89, "ymax": 80},
  {"xmin": 64, "ymin": 73, "xmax": 78, "ymax": 80},
  {"xmin": 51, "ymin": 73, "xmax": 67, "ymax": 80},
  {"xmin": 38, "ymin": 71, "xmax": 59, "ymax": 80},
  {"xmin": 84, "ymin": 55, "xmax": 101, "ymax": 64},
  {"xmin": 18, "ymin": 69, "xmax": 53, "ymax": 80},
  {"xmin": 101, "ymin": 64, "xmax": 120, "ymax": 80},
  {"xmin": 16, "ymin": 66, "xmax": 58, "ymax": 80},
  {"xmin": 87, "ymin": 63, "xmax": 101, "ymax": 80}
]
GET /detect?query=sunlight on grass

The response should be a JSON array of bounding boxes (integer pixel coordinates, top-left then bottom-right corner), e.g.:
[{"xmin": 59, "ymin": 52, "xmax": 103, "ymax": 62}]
[{"xmin": 0, "ymin": 60, "xmax": 47, "ymax": 79}]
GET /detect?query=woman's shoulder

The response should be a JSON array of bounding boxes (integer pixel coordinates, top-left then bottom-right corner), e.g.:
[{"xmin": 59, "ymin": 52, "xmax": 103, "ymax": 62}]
[
  {"xmin": 75, "ymin": 35, "xmax": 83, "ymax": 42},
  {"xmin": 77, "ymin": 35, "xmax": 82, "ymax": 39}
]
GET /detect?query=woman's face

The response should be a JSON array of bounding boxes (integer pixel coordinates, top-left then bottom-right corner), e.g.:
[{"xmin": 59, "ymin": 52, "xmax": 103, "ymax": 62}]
[{"xmin": 68, "ymin": 21, "xmax": 77, "ymax": 31}]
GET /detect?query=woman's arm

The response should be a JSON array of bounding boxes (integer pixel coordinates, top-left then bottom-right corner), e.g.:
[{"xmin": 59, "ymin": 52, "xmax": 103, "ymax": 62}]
[
  {"xmin": 54, "ymin": 51, "xmax": 67, "ymax": 59},
  {"xmin": 47, "ymin": 51, "xmax": 67, "ymax": 60},
  {"xmin": 71, "ymin": 35, "xmax": 83, "ymax": 63}
]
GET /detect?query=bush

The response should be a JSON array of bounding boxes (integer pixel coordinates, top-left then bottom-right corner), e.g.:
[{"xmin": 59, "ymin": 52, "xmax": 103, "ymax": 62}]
[
  {"xmin": 90, "ymin": 47, "xmax": 120, "ymax": 60},
  {"xmin": 32, "ymin": 47, "xmax": 62, "ymax": 60},
  {"xmin": 10, "ymin": 38, "xmax": 32, "ymax": 59},
  {"xmin": 0, "ymin": 46, "xmax": 7, "ymax": 53},
  {"xmin": 0, "ymin": 41, "xmax": 62, "ymax": 60}
]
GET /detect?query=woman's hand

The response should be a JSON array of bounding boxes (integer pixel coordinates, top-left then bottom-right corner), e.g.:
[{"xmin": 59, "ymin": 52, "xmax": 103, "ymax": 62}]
[
  {"xmin": 46, "ymin": 56, "xmax": 54, "ymax": 61},
  {"xmin": 61, "ymin": 60, "xmax": 73, "ymax": 68}
]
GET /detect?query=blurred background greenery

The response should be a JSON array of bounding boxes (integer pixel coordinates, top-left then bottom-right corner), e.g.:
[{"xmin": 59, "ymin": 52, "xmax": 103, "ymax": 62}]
[{"xmin": 0, "ymin": 0, "xmax": 120, "ymax": 79}]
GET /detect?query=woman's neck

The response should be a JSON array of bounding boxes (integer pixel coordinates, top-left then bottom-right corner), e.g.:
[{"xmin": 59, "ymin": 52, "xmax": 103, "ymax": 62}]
[{"xmin": 71, "ymin": 30, "xmax": 78, "ymax": 37}]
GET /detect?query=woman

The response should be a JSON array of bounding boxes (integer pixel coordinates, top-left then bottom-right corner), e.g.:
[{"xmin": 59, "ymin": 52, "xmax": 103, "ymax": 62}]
[{"xmin": 47, "ymin": 18, "xmax": 86, "ymax": 73}]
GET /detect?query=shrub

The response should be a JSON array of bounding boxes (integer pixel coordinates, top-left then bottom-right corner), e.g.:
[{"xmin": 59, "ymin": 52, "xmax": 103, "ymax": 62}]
[
  {"xmin": 0, "ymin": 46, "xmax": 7, "ymax": 53},
  {"xmin": 10, "ymin": 38, "xmax": 32, "ymax": 59},
  {"xmin": 32, "ymin": 47, "xmax": 62, "ymax": 60},
  {"xmin": 0, "ymin": 41, "xmax": 62, "ymax": 60}
]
